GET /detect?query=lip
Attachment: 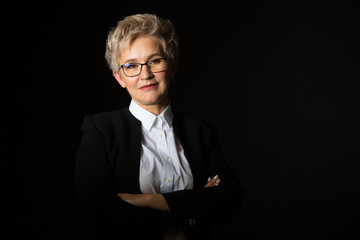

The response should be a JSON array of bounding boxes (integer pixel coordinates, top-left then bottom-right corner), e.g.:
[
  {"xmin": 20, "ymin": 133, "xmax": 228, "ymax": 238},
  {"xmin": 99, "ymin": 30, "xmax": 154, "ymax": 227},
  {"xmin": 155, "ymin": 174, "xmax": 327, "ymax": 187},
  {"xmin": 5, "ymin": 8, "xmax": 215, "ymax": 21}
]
[{"xmin": 139, "ymin": 83, "xmax": 158, "ymax": 91}]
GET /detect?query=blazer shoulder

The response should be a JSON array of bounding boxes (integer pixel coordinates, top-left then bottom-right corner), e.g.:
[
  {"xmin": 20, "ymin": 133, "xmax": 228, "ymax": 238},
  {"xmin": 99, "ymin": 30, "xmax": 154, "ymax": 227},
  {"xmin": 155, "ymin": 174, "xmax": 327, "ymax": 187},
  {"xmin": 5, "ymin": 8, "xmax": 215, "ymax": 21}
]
[
  {"xmin": 80, "ymin": 108, "xmax": 139, "ymax": 134},
  {"xmin": 90, "ymin": 108, "xmax": 131, "ymax": 123},
  {"xmin": 174, "ymin": 112, "xmax": 213, "ymax": 126},
  {"xmin": 173, "ymin": 112, "xmax": 217, "ymax": 135}
]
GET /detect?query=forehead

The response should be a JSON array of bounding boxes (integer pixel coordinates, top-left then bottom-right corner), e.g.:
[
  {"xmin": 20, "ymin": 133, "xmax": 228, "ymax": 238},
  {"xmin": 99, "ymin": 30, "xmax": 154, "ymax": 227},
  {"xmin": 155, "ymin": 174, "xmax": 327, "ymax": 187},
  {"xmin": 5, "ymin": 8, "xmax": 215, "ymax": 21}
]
[{"xmin": 119, "ymin": 35, "xmax": 162, "ymax": 63}]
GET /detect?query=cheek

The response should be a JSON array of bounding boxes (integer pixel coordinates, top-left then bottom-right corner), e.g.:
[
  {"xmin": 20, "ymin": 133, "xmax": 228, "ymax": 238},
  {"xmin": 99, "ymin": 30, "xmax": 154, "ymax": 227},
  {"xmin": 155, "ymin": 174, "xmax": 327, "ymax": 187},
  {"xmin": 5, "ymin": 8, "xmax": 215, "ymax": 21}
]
[
  {"xmin": 158, "ymin": 72, "xmax": 171, "ymax": 85},
  {"xmin": 124, "ymin": 80, "xmax": 138, "ymax": 92},
  {"xmin": 119, "ymin": 72, "xmax": 139, "ymax": 89}
]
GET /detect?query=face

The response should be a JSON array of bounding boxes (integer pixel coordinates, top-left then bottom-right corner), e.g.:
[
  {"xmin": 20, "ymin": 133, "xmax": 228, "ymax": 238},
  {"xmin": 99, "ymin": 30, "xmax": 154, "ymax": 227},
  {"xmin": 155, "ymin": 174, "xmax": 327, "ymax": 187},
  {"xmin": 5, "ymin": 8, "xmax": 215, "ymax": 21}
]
[{"xmin": 113, "ymin": 36, "xmax": 177, "ymax": 112}]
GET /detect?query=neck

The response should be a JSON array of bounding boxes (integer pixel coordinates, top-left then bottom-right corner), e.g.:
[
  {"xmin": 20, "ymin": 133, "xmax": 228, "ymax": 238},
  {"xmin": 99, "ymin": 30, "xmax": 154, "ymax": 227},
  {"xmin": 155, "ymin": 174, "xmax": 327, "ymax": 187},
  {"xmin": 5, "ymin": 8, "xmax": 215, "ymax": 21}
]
[{"xmin": 133, "ymin": 99, "xmax": 169, "ymax": 116}]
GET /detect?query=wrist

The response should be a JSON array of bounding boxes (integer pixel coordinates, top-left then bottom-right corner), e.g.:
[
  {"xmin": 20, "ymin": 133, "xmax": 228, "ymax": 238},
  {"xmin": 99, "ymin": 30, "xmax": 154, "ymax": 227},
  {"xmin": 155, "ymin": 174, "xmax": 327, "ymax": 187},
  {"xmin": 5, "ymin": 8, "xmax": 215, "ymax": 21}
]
[
  {"xmin": 142, "ymin": 194, "xmax": 170, "ymax": 212},
  {"xmin": 142, "ymin": 194, "xmax": 153, "ymax": 208}
]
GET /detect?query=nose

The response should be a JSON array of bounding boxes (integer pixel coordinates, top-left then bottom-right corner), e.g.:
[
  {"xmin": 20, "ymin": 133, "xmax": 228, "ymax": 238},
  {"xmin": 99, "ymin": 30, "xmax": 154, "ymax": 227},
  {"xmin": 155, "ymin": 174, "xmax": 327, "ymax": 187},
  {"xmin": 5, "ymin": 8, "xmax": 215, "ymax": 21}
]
[{"xmin": 139, "ymin": 64, "xmax": 153, "ymax": 80}]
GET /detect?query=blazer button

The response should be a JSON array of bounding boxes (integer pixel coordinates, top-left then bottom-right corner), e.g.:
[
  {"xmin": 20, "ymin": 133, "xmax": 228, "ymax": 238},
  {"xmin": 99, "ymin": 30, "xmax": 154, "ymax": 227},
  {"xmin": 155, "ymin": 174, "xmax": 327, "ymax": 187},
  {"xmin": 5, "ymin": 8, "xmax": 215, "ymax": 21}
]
[{"xmin": 188, "ymin": 219, "xmax": 196, "ymax": 226}]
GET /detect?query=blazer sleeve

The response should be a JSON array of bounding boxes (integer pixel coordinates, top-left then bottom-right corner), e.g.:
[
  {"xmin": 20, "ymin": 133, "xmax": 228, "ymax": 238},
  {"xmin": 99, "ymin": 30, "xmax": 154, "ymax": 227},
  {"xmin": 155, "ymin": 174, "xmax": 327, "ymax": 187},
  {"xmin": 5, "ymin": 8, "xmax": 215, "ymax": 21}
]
[
  {"xmin": 162, "ymin": 124, "xmax": 243, "ymax": 228},
  {"xmin": 75, "ymin": 115, "xmax": 167, "ymax": 238}
]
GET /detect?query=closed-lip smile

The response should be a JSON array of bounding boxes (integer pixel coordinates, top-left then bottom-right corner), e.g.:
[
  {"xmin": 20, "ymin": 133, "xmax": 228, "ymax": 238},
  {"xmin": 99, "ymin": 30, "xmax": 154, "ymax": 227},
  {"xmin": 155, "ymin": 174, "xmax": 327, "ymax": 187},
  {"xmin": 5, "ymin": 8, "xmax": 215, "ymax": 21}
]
[{"xmin": 139, "ymin": 83, "xmax": 158, "ymax": 90}]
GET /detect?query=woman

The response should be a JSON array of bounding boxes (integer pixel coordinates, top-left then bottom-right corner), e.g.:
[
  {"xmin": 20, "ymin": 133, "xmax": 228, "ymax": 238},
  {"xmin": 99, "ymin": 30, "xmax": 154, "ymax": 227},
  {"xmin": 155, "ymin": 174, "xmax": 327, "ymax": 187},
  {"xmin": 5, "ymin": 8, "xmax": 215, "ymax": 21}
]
[{"xmin": 76, "ymin": 14, "xmax": 243, "ymax": 239}]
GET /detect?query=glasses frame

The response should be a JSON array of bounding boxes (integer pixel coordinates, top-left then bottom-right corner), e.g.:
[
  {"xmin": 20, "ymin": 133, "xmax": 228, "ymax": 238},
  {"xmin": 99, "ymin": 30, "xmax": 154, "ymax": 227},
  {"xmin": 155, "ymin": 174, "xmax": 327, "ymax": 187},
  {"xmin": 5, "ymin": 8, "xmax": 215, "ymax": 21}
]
[{"xmin": 118, "ymin": 57, "xmax": 168, "ymax": 77}]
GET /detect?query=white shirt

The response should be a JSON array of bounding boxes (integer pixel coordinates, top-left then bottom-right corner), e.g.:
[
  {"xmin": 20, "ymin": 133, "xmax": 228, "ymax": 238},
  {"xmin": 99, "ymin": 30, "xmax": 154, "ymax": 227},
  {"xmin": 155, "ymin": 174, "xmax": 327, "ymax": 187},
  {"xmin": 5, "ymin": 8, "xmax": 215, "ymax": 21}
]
[{"xmin": 129, "ymin": 100, "xmax": 194, "ymax": 194}]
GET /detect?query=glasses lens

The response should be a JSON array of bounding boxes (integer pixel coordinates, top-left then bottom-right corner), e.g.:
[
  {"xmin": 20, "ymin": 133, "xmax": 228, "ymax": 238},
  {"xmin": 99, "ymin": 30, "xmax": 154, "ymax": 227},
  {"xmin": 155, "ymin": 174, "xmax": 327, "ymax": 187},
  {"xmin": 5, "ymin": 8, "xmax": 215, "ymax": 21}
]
[
  {"xmin": 148, "ymin": 58, "xmax": 166, "ymax": 73},
  {"xmin": 123, "ymin": 63, "xmax": 141, "ymax": 76},
  {"xmin": 122, "ymin": 58, "xmax": 167, "ymax": 77}
]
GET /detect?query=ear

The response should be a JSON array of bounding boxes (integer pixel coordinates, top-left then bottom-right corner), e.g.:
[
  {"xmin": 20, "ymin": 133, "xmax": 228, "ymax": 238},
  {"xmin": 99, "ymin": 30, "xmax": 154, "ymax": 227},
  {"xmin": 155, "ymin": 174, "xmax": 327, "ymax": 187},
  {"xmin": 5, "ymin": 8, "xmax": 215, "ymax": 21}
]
[{"xmin": 113, "ymin": 71, "xmax": 127, "ymax": 88}]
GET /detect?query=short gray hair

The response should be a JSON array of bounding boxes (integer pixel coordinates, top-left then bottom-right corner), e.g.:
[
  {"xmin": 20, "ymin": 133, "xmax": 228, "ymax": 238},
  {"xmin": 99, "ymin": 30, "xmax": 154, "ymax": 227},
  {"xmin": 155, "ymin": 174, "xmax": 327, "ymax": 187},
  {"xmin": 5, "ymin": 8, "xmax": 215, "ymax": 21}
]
[{"xmin": 105, "ymin": 14, "xmax": 179, "ymax": 72}]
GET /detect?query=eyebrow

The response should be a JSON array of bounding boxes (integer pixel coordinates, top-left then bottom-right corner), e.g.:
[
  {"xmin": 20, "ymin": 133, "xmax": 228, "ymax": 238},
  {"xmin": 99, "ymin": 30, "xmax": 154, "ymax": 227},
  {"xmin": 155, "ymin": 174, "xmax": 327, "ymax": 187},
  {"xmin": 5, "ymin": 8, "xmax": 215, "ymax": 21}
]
[{"xmin": 123, "ymin": 53, "xmax": 163, "ymax": 64}]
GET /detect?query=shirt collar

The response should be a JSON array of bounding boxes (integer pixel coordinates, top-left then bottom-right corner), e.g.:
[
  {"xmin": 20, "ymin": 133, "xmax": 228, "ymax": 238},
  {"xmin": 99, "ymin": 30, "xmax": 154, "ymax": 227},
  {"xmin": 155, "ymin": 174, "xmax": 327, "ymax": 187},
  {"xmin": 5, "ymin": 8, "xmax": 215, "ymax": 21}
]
[{"xmin": 129, "ymin": 100, "xmax": 173, "ymax": 131}]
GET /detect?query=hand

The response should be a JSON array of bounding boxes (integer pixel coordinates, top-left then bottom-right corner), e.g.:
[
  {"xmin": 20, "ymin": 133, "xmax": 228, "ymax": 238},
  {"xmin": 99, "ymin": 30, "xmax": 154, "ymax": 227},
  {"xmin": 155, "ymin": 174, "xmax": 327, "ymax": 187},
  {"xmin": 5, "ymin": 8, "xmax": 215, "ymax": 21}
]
[
  {"xmin": 204, "ymin": 175, "xmax": 220, "ymax": 188},
  {"xmin": 118, "ymin": 175, "xmax": 221, "ymax": 212},
  {"xmin": 118, "ymin": 193, "xmax": 147, "ymax": 208},
  {"xmin": 118, "ymin": 193, "xmax": 170, "ymax": 212}
]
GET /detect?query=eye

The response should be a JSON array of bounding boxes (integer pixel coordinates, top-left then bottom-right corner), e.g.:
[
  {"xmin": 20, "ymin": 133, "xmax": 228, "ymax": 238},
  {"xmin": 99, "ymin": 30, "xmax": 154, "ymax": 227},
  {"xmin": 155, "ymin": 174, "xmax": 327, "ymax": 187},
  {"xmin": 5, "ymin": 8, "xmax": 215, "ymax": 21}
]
[
  {"xmin": 124, "ymin": 63, "xmax": 139, "ymax": 70},
  {"xmin": 148, "ymin": 59, "xmax": 162, "ymax": 65}
]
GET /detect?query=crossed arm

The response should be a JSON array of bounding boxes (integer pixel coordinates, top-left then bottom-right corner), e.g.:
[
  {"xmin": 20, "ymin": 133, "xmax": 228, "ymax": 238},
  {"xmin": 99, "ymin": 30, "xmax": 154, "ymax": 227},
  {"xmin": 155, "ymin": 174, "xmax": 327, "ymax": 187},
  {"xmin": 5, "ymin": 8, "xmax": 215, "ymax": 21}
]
[
  {"xmin": 118, "ymin": 175, "xmax": 221, "ymax": 212},
  {"xmin": 77, "ymin": 115, "xmax": 242, "ymax": 229}
]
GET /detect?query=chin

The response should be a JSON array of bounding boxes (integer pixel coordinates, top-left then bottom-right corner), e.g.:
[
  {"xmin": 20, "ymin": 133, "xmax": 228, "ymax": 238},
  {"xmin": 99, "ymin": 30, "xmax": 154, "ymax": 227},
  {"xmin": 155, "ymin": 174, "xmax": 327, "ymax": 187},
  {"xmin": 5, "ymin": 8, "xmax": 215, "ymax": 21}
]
[{"xmin": 140, "ymin": 95, "xmax": 167, "ymax": 106}]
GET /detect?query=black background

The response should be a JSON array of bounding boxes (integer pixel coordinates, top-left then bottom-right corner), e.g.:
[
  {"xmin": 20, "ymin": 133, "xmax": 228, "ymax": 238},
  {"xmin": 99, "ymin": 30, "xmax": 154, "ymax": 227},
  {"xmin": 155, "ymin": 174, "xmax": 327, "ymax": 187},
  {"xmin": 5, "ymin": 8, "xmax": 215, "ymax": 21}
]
[{"xmin": 20, "ymin": 1, "xmax": 360, "ymax": 239}]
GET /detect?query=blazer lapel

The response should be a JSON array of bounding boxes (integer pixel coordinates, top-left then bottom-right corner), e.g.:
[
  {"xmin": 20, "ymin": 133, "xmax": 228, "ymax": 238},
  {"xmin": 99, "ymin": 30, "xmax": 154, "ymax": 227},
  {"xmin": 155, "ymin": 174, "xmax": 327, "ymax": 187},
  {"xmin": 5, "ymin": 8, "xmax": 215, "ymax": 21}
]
[
  {"xmin": 114, "ymin": 109, "xmax": 142, "ymax": 194},
  {"xmin": 172, "ymin": 113, "xmax": 206, "ymax": 189}
]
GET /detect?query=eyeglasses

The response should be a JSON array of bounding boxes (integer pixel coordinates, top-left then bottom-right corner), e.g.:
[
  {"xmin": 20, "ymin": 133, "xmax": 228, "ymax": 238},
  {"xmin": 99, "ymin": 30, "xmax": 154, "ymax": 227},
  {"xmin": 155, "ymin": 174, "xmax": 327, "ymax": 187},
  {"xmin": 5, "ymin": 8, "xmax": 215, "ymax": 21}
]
[{"xmin": 118, "ymin": 58, "xmax": 168, "ymax": 77}]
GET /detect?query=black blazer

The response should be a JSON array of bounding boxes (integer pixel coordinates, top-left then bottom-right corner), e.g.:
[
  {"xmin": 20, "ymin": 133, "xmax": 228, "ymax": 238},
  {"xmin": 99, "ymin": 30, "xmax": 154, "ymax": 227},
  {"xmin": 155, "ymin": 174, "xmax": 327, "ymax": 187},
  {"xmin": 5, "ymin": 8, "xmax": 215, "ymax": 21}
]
[{"xmin": 75, "ymin": 108, "xmax": 243, "ymax": 239}]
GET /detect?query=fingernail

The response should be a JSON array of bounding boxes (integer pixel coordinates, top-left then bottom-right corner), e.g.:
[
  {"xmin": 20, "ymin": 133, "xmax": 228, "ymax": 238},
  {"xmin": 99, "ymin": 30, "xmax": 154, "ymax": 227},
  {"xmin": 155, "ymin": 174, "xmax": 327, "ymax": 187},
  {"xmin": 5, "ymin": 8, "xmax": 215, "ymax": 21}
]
[
  {"xmin": 216, "ymin": 179, "xmax": 221, "ymax": 184},
  {"xmin": 207, "ymin": 177, "xmax": 211, "ymax": 182},
  {"xmin": 214, "ymin": 175, "xmax": 218, "ymax": 179}
]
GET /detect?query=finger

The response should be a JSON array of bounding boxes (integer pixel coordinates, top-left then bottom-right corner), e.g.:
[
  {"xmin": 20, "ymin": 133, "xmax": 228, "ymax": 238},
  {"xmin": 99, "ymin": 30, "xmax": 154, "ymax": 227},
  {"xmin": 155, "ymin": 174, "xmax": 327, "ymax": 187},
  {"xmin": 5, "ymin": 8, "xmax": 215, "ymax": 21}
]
[
  {"xmin": 204, "ymin": 180, "xmax": 213, "ymax": 188},
  {"xmin": 204, "ymin": 175, "xmax": 220, "ymax": 187},
  {"xmin": 211, "ymin": 175, "xmax": 220, "ymax": 186},
  {"xmin": 210, "ymin": 175, "xmax": 219, "ymax": 184}
]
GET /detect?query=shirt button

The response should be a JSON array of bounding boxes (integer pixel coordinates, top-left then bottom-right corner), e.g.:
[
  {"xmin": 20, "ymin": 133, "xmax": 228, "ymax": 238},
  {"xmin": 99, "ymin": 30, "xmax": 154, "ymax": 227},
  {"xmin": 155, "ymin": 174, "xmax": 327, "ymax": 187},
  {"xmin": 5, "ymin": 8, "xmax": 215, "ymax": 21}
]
[
  {"xmin": 158, "ymin": 133, "xmax": 163, "ymax": 138},
  {"xmin": 165, "ymin": 178, "xmax": 171, "ymax": 183},
  {"xmin": 163, "ymin": 156, "xmax": 169, "ymax": 160},
  {"xmin": 189, "ymin": 219, "xmax": 196, "ymax": 226}
]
